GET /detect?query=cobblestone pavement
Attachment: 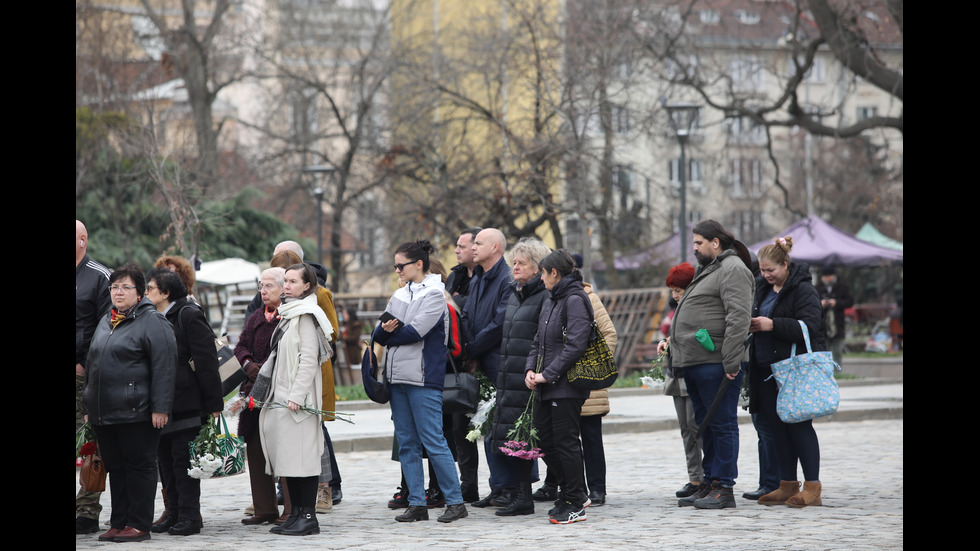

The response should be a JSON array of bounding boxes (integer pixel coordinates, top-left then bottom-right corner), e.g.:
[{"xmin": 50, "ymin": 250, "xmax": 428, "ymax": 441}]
[{"xmin": 76, "ymin": 417, "xmax": 903, "ymax": 550}]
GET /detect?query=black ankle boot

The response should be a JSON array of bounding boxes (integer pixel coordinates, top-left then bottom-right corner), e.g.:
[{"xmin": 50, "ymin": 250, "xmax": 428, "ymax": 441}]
[
  {"xmin": 471, "ymin": 487, "xmax": 502, "ymax": 508},
  {"xmin": 496, "ymin": 482, "xmax": 534, "ymax": 516},
  {"xmin": 281, "ymin": 507, "xmax": 319, "ymax": 536},
  {"xmin": 269, "ymin": 509, "xmax": 299, "ymax": 534}
]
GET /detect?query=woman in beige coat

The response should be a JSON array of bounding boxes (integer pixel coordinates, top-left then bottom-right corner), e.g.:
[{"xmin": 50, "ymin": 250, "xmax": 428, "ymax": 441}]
[{"xmin": 256, "ymin": 263, "xmax": 334, "ymax": 536}]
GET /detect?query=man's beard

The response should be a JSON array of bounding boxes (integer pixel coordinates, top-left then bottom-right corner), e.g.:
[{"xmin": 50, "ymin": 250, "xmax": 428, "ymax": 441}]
[{"xmin": 694, "ymin": 250, "xmax": 713, "ymax": 266}]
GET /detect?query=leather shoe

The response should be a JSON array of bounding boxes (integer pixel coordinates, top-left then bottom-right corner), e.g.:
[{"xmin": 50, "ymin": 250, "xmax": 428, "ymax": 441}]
[
  {"xmin": 242, "ymin": 514, "xmax": 278, "ymax": 525},
  {"xmin": 150, "ymin": 514, "xmax": 177, "ymax": 533},
  {"xmin": 472, "ymin": 488, "xmax": 504, "ymax": 508},
  {"xmin": 742, "ymin": 487, "xmax": 773, "ymax": 500},
  {"xmin": 113, "ymin": 526, "xmax": 151, "ymax": 542},
  {"xmin": 168, "ymin": 518, "xmax": 202, "ymax": 536},
  {"xmin": 531, "ymin": 485, "xmax": 557, "ymax": 502},
  {"xmin": 76, "ymin": 516, "xmax": 99, "ymax": 534},
  {"xmin": 395, "ymin": 505, "xmax": 429, "ymax": 522},
  {"xmin": 588, "ymin": 491, "xmax": 606, "ymax": 506},
  {"xmin": 98, "ymin": 528, "xmax": 121, "ymax": 541},
  {"xmin": 332, "ymin": 486, "xmax": 343, "ymax": 505},
  {"xmin": 675, "ymin": 482, "xmax": 701, "ymax": 498}
]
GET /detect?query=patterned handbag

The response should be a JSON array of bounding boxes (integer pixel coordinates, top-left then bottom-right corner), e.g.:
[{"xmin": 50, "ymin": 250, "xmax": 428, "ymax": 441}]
[
  {"xmin": 187, "ymin": 415, "xmax": 246, "ymax": 479},
  {"xmin": 769, "ymin": 320, "xmax": 841, "ymax": 423},
  {"xmin": 565, "ymin": 321, "xmax": 618, "ymax": 391}
]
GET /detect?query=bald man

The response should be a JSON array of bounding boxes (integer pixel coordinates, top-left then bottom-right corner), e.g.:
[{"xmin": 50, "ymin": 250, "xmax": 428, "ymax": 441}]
[
  {"xmin": 461, "ymin": 228, "xmax": 514, "ymax": 507},
  {"xmin": 76, "ymin": 220, "xmax": 111, "ymax": 533}
]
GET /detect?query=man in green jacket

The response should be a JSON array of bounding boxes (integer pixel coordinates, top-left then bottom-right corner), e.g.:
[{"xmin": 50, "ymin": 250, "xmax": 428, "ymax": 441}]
[{"xmin": 667, "ymin": 220, "xmax": 753, "ymax": 510}]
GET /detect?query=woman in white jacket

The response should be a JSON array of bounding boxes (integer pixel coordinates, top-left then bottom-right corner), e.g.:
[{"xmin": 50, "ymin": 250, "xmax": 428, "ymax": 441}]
[
  {"xmin": 374, "ymin": 240, "xmax": 468, "ymax": 524},
  {"xmin": 256, "ymin": 263, "xmax": 333, "ymax": 536}
]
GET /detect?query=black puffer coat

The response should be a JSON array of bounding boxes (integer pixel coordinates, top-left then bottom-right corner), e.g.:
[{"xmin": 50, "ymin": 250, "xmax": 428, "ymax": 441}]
[
  {"xmin": 748, "ymin": 261, "xmax": 826, "ymax": 413},
  {"xmin": 490, "ymin": 275, "xmax": 547, "ymax": 452},
  {"xmin": 524, "ymin": 272, "xmax": 593, "ymax": 402}
]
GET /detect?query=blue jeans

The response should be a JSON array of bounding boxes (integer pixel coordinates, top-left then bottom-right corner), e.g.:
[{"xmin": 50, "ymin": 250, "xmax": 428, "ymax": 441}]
[
  {"xmin": 684, "ymin": 363, "xmax": 743, "ymax": 488},
  {"xmin": 389, "ymin": 384, "xmax": 463, "ymax": 506}
]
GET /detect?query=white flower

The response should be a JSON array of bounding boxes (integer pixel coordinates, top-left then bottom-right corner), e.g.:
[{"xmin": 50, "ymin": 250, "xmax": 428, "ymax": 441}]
[
  {"xmin": 641, "ymin": 376, "xmax": 664, "ymax": 389},
  {"xmin": 465, "ymin": 429, "xmax": 483, "ymax": 442}
]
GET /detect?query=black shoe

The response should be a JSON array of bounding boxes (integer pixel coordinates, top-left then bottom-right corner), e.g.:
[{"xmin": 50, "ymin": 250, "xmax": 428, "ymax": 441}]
[
  {"xmin": 461, "ymin": 486, "xmax": 480, "ymax": 503},
  {"xmin": 694, "ymin": 485, "xmax": 736, "ymax": 509},
  {"xmin": 531, "ymin": 484, "xmax": 557, "ymax": 502},
  {"xmin": 471, "ymin": 488, "xmax": 503, "ymax": 508},
  {"xmin": 269, "ymin": 510, "xmax": 300, "ymax": 534},
  {"xmin": 492, "ymin": 487, "xmax": 514, "ymax": 507},
  {"xmin": 75, "ymin": 516, "xmax": 99, "ymax": 534},
  {"xmin": 388, "ymin": 487, "xmax": 409, "ymax": 509},
  {"xmin": 168, "ymin": 518, "xmax": 202, "ymax": 536},
  {"xmin": 675, "ymin": 482, "xmax": 700, "ymax": 498},
  {"xmin": 150, "ymin": 515, "xmax": 177, "ymax": 533},
  {"xmin": 281, "ymin": 507, "xmax": 320, "ymax": 536},
  {"xmin": 678, "ymin": 482, "xmax": 714, "ymax": 507},
  {"xmin": 742, "ymin": 487, "xmax": 772, "ymax": 500},
  {"xmin": 549, "ymin": 501, "xmax": 586, "ymax": 524},
  {"xmin": 496, "ymin": 483, "xmax": 534, "ymax": 516},
  {"xmin": 395, "ymin": 505, "xmax": 429, "ymax": 522},
  {"xmin": 332, "ymin": 486, "xmax": 343, "ymax": 505},
  {"xmin": 276, "ymin": 488, "xmax": 284, "ymax": 506},
  {"xmin": 426, "ymin": 488, "xmax": 446, "ymax": 508},
  {"xmin": 588, "ymin": 491, "xmax": 606, "ymax": 506},
  {"xmin": 437, "ymin": 503, "xmax": 468, "ymax": 523}
]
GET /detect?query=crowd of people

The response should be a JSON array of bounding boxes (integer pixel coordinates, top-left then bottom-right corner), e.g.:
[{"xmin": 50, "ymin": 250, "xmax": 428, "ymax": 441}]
[{"xmin": 76, "ymin": 217, "xmax": 834, "ymax": 541}]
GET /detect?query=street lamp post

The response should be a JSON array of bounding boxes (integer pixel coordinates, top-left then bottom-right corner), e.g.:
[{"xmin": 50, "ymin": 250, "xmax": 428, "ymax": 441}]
[
  {"xmin": 302, "ymin": 164, "xmax": 337, "ymax": 267},
  {"xmin": 665, "ymin": 102, "xmax": 700, "ymax": 264}
]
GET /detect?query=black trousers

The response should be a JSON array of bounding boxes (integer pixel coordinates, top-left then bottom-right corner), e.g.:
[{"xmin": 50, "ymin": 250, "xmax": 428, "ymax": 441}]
[
  {"xmin": 452, "ymin": 412, "xmax": 479, "ymax": 495},
  {"xmin": 533, "ymin": 397, "xmax": 587, "ymax": 507},
  {"xmin": 95, "ymin": 422, "xmax": 161, "ymax": 531},
  {"xmin": 158, "ymin": 425, "xmax": 202, "ymax": 522}
]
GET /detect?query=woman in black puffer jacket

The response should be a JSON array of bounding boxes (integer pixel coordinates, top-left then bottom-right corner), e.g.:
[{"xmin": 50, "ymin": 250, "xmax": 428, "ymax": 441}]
[
  {"xmin": 524, "ymin": 249, "xmax": 593, "ymax": 524},
  {"xmin": 748, "ymin": 237, "xmax": 827, "ymax": 509},
  {"xmin": 488, "ymin": 237, "xmax": 551, "ymax": 516}
]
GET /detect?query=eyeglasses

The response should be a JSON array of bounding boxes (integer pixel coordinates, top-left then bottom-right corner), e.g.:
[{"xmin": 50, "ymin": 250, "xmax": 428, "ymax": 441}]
[
  {"xmin": 110, "ymin": 285, "xmax": 137, "ymax": 293},
  {"xmin": 145, "ymin": 284, "xmax": 158, "ymax": 292},
  {"xmin": 394, "ymin": 261, "xmax": 418, "ymax": 272},
  {"xmin": 257, "ymin": 283, "xmax": 281, "ymax": 291}
]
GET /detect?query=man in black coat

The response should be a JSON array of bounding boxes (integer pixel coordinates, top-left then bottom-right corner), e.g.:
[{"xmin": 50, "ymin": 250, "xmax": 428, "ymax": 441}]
[{"xmin": 816, "ymin": 266, "xmax": 853, "ymax": 366}]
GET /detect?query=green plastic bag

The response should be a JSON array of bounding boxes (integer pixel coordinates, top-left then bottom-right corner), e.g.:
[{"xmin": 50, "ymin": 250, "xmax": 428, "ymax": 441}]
[{"xmin": 695, "ymin": 328, "xmax": 715, "ymax": 352}]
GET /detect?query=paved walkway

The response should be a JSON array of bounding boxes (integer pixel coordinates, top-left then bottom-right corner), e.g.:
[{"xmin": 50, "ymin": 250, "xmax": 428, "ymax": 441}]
[{"xmin": 76, "ymin": 379, "xmax": 903, "ymax": 550}]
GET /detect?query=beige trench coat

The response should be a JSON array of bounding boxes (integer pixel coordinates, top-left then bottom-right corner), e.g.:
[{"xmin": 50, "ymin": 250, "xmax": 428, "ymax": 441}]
[{"xmin": 259, "ymin": 313, "xmax": 324, "ymax": 477}]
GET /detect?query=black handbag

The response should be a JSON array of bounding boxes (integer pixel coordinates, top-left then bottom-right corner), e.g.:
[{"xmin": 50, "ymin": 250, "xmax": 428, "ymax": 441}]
[
  {"xmin": 178, "ymin": 304, "xmax": 247, "ymax": 398},
  {"xmin": 442, "ymin": 354, "xmax": 479, "ymax": 413},
  {"xmin": 361, "ymin": 336, "xmax": 389, "ymax": 404},
  {"xmin": 566, "ymin": 321, "xmax": 618, "ymax": 391}
]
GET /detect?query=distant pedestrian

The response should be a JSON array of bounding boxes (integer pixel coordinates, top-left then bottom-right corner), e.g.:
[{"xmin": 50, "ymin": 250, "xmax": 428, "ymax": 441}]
[{"xmin": 816, "ymin": 266, "xmax": 853, "ymax": 366}]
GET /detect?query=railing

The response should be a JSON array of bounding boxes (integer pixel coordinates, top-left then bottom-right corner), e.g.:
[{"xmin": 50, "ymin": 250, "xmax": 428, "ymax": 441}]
[{"xmin": 597, "ymin": 287, "xmax": 669, "ymax": 374}]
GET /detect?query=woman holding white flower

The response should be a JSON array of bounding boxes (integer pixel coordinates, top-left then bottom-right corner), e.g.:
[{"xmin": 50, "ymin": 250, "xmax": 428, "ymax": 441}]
[
  {"xmin": 254, "ymin": 263, "xmax": 334, "ymax": 536},
  {"xmin": 145, "ymin": 267, "xmax": 223, "ymax": 537},
  {"xmin": 487, "ymin": 237, "xmax": 551, "ymax": 516}
]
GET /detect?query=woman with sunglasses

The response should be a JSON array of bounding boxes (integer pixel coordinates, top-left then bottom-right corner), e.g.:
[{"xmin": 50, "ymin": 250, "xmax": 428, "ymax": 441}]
[{"xmin": 374, "ymin": 240, "xmax": 468, "ymax": 524}]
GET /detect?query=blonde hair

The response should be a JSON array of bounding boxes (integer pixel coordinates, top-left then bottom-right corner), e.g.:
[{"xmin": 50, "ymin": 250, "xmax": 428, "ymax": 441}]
[{"xmin": 758, "ymin": 236, "xmax": 794, "ymax": 266}]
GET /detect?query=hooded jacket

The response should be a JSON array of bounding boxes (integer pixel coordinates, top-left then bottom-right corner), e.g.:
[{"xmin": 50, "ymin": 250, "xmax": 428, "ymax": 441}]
[
  {"xmin": 84, "ymin": 297, "xmax": 177, "ymax": 425},
  {"xmin": 669, "ymin": 249, "xmax": 753, "ymax": 374},
  {"xmin": 374, "ymin": 274, "xmax": 449, "ymax": 390},
  {"xmin": 524, "ymin": 272, "xmax": 593, "ymax": 401}
]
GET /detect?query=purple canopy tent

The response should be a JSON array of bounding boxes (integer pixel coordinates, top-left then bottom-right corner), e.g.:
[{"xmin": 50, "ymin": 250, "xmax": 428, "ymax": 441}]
[
  {"xmin": 749, "ymin": 215, "xmax": 903, "ymax": 267},
  {"xmin": 592, "ymin": 226, "xmax": 696, "ymax": 271}
]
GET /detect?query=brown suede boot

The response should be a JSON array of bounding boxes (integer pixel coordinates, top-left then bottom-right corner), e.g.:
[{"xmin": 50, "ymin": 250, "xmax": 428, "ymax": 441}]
[
  {"xmin": 757, "ymin": 480, "xmax": 801, "ymax": 506},
  {"xmin": 786, "ymin": 481, "xmax": 822, "ymax": 508}
]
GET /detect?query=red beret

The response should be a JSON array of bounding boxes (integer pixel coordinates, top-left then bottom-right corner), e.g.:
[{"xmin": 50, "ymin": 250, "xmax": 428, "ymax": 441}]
[{"xmin": 666, "ymin": 262, "xmax": 695, "ymax": 289}]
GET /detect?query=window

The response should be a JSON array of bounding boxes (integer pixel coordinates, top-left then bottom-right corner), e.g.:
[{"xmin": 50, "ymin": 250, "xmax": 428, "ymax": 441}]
[
  {"xmin": 288, "ymin": 88, "xmax": 318, "ymax": 142},
  {"xmin": 805, "ymin": 57, "xmax": 826, "ymax": 83},
  {"xmin": 613, "ymin": 164, "xmax": 633, "ymax": 210},
  {"xmin": 669, "ymin": 158, "xmax": 705, "ymax": 193},
  {"xmin": 613, "ymin": 105, "xmax": 632, "ymax": 134},
  {"xmin": 734, "ymin": 9, "xmax": 760, "ymax": 25},
  {"xmin": 856, "ymin": 106, "xmax": 878, "ymax": 121},
  {"xmin": 730, "ymin": 158, "xmax": 763, "ymax": 198},
  {"xmin": 700, "ymin": 9, "xmax": 720, "ymax": 24},
  {"xmin": 729, "ymin": 116, "xmax": 766, "ymax": 144},
  {"xmin": 730, "ymin": 56, "xmax": 762, "ymax": 92}
]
